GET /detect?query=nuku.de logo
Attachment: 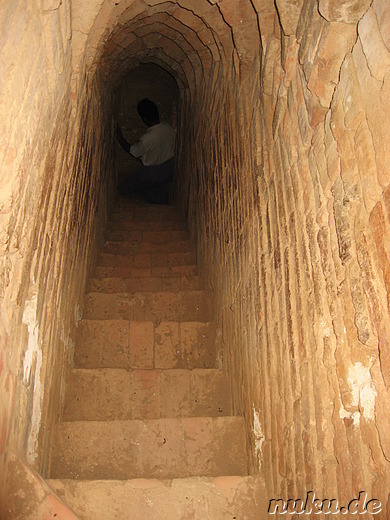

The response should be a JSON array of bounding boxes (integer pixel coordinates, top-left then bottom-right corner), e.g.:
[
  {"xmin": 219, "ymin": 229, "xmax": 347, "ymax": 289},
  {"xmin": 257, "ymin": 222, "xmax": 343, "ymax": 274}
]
[{"xmin": 268, "ymin": 490, "xmax": 382, "ymax": 515}]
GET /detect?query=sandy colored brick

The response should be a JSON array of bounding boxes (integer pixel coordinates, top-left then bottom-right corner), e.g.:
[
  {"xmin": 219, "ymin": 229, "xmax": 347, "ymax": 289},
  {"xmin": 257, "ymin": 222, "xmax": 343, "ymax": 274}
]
[
  {"xmin": 48, "ymin": 476, "xmax": 267, "ymax": 520},
  {"xmin": 155, "ymin": 321, "xmax": 181, "ymax": 369},
  {"xmin": 50, "ymin": 417, "xmax": 247, "ymax": 479},
  {"xmin": 63, "ymin": 368, "xmax": 230, "ymax": 420},
  {"xmin": 129, "ymin": 321, "xmax": 154, "ymax": 368},
  {"xmin": 74, "ymin": 320, "xmax": 130, "ymax": 369},
  {"xmin": 180, "ymin": 322, "xmax": 217, "ymax": 368},
  {"xmin": 83, "ymin": 293, "xmax": 134, "ymax": 320}
]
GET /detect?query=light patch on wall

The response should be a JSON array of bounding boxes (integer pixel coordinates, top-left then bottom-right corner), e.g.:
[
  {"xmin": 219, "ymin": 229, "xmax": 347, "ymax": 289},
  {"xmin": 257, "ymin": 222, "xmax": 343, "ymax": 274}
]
[
  {"xmin": 74, "ymin": 303, "xmax": 82, "ymax": 324},
  {"xmin": 339, "ymin": 405, "xmax": 361, "ymax": 426},
  {"xmin": 215, "ymin": 329, "xmax": 224, "ymax": 369},
  {"xmin": 253, "ymin": 407, "xmax": 264, "ymax": 469},
  {"xmin": 348, "ymin": 362, "xmax": 377, "ymax": 420},
  {"xmin": 339, "ymin": 362, "xmax": 377, "ymax": 426},
  {"xmin": 23, "ymin": 294, "xmax": 39, "ymax": 384},
  {"xmin": 61, "ymin": 321, "xmax": 75, "ymax": 365},
  {"xmin": 319, "ymin": 315, "xmax": 333, "ymax": 338},
  {"xmin": 22, "ymin": 292, "xmax": 43, "ymax": 464}
]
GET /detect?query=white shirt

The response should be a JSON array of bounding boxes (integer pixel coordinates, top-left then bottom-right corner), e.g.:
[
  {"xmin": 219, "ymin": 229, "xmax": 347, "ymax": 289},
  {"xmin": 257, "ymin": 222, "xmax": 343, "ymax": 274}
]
[{"xmin": 130, "ymin": 122, "xmax": 175, "ymax": 166}]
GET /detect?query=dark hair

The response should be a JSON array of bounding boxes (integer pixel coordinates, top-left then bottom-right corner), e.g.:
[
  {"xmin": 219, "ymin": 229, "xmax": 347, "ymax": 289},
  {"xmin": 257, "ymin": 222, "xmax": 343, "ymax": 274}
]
[{"xmin": 137, "ymin": 98, "xmax": 159, "ymax": 123}]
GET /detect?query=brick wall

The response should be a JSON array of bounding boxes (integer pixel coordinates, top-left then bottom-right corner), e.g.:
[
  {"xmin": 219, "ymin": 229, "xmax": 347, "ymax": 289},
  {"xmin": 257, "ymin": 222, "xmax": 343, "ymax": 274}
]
[
  {"xmin": 175, "ymin": 0, "xmax": 390, "ymax": 509},
  {"xmin": 0, "ymin": 0, "xmax": 115, "ymax": 493}
]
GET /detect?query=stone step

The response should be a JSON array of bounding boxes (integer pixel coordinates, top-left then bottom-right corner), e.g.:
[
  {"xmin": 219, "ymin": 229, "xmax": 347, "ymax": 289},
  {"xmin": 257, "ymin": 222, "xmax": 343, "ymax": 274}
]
[
  {"xmin": 83, "ymin": 290, "xmax": 213, "ymax": 322},
  {"xmin": 63, "ymin": 368, "xmax": 231, "ymax": 421},
  {"xmin": 48, "ymin": 476, "xmax": 266, "ymax": 520},
  {"xmin": 94, "ymin": 264, "xmax": 198, "ymax": 279},
  {"xmin": 102, "ymin": 239, "xmax": 192, "ymax": 255},
  {"xmin": 96, "ymin": 250, "xmax": 196, "ymax": 269},
  {"xmin": 107, "ymin": 219, "xmax": 186, "ymax": 232},
  {"xmin": 110, "ymin": 205, "xmax": 183, "ymax": 223},
  {"xmin": 104, "ymin": 229, "xmax": 189, "ymax": 243},
  {"xmin": 74, "ymin": 320, "xmax": 218, "ymax": 370},
  {"xmin": 50, "ymin": 416, "xmax": 247, "ymax": 480},
  {"xmin": 87, "ymin": 275, "xmax": 204, "ymax": 293}
]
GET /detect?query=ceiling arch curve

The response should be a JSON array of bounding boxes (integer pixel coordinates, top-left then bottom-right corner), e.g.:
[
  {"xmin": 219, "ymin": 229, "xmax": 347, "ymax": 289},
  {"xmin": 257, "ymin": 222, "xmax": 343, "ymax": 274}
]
[{"xmin": 73, "ymin": 0, "xmax": 261, "ymax": 92}]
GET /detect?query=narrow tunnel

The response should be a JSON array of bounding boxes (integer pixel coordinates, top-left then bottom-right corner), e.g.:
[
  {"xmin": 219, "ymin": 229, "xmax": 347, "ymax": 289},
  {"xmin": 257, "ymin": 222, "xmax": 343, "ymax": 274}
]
[
  {"xmin": 115, "ymin": 63, "xmax": 180, "ymax": 187},
  {"xmin": 1, "ymin": 0, "xmax": 390, "ymax": 517}
]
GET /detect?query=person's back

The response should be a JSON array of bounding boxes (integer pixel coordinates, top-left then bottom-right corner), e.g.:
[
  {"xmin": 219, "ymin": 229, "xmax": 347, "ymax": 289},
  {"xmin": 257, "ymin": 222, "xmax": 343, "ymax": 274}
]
[
  {"xmin": 116, "ymin": 98, "xmax": 176, "ymax": 204},
  {"xmin": 130, "ymin": 121, "xmax": 175, "ymax": 166}
]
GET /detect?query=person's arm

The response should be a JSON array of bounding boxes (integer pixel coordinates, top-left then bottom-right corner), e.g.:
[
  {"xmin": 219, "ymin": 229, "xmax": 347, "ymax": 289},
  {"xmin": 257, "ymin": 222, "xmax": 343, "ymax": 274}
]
[{"xmin": 116, "ymin": 123, "xmax": 131, "ymax": 154}]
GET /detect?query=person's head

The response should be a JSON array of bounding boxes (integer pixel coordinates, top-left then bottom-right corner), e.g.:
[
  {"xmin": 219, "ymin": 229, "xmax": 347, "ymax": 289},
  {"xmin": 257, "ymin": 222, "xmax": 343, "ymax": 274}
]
[{"xmin": 137, "ymin": 98, "xmax": 159, "ymax": 126}]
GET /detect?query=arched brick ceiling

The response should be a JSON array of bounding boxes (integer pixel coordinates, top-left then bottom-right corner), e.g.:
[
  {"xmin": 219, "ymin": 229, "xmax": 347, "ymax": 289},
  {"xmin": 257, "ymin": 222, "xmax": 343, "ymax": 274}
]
[{"xmin": 79, "ymin": 0, "xmax": 267, "ymax": 91}]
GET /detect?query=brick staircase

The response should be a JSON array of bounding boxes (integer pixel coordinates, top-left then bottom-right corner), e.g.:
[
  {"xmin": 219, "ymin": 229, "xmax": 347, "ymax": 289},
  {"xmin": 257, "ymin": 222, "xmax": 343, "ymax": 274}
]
[{"xmin": 48, "ymin": 199, "xmax": 265, "ymax": 519}]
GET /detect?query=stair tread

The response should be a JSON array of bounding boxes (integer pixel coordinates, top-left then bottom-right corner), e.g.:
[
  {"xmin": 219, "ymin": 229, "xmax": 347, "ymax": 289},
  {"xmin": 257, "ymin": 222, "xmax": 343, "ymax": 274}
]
[
  {"xmin": 63, "ymin": 368, "xmax": 231, "ymax": 421},
  {"xmin": 50, "ymin": 416, "xmax": 247, "ymax": 480},
  {"xmin": 48, "ymin": 476, "xmax": 266, "ymax": 520}
]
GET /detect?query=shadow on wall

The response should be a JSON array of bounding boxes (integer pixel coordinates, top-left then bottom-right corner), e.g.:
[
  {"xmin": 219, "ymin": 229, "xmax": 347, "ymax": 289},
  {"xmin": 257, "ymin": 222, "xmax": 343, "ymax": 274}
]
[{"xmin": 114, "ymin": 63, "xmax": 180, "ymax": 185}]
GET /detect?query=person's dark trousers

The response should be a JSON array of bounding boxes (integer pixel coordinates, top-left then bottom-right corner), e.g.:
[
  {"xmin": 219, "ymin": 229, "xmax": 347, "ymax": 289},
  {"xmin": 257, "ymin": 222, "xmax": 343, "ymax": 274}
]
[{"xmin": 118, "ymin": 158, "xmax": 174, "ymax": 204}]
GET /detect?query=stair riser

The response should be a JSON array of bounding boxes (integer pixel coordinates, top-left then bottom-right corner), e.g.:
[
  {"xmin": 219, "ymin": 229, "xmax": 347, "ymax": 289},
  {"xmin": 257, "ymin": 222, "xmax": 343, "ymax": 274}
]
[
  {"xmin": 87, "ymin": 276, "xmax": 203, "ymax": 293},
  {"xmin": 104, "ymin": 230, "xmax": 189, "ymax": 244},
  {"xmin": 97, "ymin": 251, "xmax": 195, "ymax": 268},
  {"xmin": 110, "ymin": 209, "xmax": 182, "ymax": 223},
  {"xmin": 94, "ymin": 265, "xmax": 197, "ymax": 278},
  {"xmin": 83, "ymin": 291, "xmax": 213, "ymax": 322},
  {"xmin": 63, "ymin": 369, "xmax": 231, "ymax": 421},
  {"xmin": 74, "ymin": 320, "xmax": 218, "ymax": 370},
  {"xmin": 50, "ymin": 417, "xmax": 247, "ymax": 480},
  {"xmin": 48, "ymin": 477, "xmax": 267, "ymax": 520},
  {"xmin": 102, "ymin": 240, "xmax": 193, "ymax": 255},
  {"xmin": 107, "ymin": 220, "xmax": 186, "ymax": 232}
]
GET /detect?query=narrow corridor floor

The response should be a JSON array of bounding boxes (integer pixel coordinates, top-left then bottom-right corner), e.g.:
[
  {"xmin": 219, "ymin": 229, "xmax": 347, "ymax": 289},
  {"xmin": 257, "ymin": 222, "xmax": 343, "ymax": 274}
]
[{"xmin": 48, "ymin": 198, "xmax": 265, "ymax": 519}]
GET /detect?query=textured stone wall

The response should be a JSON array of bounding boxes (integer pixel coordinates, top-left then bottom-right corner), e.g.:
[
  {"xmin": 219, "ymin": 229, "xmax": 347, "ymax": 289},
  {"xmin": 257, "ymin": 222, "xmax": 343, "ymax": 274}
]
[
  {"xmin": 0, "ymin": 0, "xmax": 115, "ymax": 492},
  {"xmin": 2, "ymin": 0, "xmax": 390, "ymax": 515},
  {"xmin": 176, "ymin": 0, "xmax": 390, "ymax": 510}
]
